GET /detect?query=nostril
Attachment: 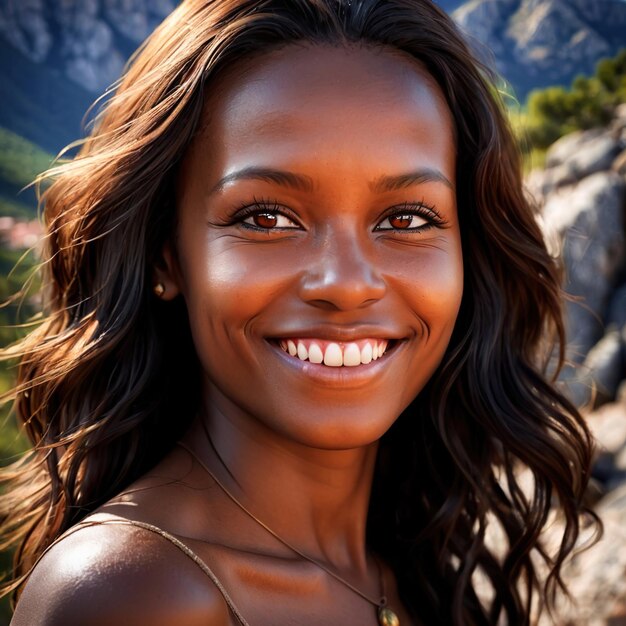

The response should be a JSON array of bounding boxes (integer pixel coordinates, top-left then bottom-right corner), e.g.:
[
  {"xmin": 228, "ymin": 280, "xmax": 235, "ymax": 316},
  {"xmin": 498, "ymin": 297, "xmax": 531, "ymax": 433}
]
[{"xmin": 298, "ymin": 271, "xmax": 386, "ymax": 311}]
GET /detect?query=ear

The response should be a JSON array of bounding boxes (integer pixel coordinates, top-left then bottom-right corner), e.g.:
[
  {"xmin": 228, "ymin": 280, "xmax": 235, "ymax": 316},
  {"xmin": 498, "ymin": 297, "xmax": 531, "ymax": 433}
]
[{"xmin": 152, "ymin": 240, "xmax": 182, "ymax": 301}]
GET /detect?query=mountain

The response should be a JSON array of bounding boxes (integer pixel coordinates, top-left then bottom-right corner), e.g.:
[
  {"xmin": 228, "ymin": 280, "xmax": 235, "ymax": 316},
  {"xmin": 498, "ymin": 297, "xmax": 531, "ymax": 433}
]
[
  {"xmin": 0, "ymin": 0, "xmax": 625, "ymax": 155},
  {"xmin": 0, "ymin": 0, "xmax": 178, "ymax": 153},
  {"xmin": 0, "ymin": 0, "xmax": 178, "ymax": 93},
  {"xmin": 433, "ymin": 0, "xmax": 466, "ymax": 12},
  {"xmin": 453, "ymin": 0, "xmax": 626, "ymax": 99}
]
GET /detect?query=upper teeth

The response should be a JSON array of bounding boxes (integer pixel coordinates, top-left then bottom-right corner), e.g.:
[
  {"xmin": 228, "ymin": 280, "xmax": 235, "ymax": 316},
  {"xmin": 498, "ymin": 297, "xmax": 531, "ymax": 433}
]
[{"xmin": 280, "ymin": 339, "xmax": 389, "ymax": 367}]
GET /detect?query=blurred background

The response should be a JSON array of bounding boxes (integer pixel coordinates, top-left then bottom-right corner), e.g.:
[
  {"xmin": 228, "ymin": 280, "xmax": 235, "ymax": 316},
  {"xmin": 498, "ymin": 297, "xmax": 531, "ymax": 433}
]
[{"xmin": 0, "ymin": 0, "xmax": 625, "ymax": 624}]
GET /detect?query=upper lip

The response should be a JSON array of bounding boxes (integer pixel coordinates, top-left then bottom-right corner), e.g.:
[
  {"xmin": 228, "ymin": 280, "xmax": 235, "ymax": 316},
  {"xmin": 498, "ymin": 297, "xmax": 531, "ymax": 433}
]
[{"xmin": 265, "ymin": 325, "xmax": 407, "ymax": 343}]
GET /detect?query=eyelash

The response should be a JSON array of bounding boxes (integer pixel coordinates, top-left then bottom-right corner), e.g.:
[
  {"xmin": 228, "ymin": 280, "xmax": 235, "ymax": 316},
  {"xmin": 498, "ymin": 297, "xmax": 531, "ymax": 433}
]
[
  {"xmin": 233, "ymin": 198, "xmax": 299, "ymax": 231},
  {"xmin": 375, "ymin": 201, "xmax": 445, "ymax": 233},
  {"xmin": 231, "ymin": 197, "xmax": 446, "ymax": 233}
]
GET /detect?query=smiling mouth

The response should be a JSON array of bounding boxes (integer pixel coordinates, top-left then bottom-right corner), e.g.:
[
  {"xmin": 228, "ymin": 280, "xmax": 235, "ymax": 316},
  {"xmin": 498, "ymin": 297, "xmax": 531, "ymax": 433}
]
[{"xmin": 275, "ymin": 338, "xmax": 396, "ymax": 367}]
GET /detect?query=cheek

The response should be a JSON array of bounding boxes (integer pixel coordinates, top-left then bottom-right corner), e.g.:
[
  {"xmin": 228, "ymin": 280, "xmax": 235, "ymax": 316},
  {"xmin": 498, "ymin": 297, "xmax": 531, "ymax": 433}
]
[
  {"xmin": 384, "ymin": 235, "xmax": 464, "ymax": 333},
  {"xmin": 177, "ymin": 232, "xmax": 301, "ymax": 354},
  {"xmin": 389, "ymin": 240, "xmax": 463, "ymax": 408},
  {"xmin": 188, "ymin": 238, "xmax": 300, "ymax": 309}
]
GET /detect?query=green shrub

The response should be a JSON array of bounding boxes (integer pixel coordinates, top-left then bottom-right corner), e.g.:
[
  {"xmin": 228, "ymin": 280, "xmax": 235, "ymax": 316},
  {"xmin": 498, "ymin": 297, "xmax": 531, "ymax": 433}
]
[
  {"xmin": 0, "ymin": 127, "xmax": 54, "ymax": 192},
  {"xmin": 516, "ymin": 48, "xmax": 626, "ymax": 153}
]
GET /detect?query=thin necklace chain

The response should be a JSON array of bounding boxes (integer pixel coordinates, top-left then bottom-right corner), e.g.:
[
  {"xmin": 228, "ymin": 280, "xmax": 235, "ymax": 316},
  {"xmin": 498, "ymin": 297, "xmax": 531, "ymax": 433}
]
[{"xmin": 176, "ymin": 440, "xmax": 388, "ymax": 610}]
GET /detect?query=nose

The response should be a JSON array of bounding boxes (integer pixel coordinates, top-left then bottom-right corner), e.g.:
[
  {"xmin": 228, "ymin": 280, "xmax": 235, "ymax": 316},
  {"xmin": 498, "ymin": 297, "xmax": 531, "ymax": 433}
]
[{"xmin": 298, "ymin": 230, "xmax": 387, "ymax": 311}]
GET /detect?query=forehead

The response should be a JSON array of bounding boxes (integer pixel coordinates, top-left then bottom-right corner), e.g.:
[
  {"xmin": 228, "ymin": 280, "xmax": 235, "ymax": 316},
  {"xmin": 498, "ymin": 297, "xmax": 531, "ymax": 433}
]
[{"xmin": 183, "ymin": 43, "xmax": 456, "ymax": 192}]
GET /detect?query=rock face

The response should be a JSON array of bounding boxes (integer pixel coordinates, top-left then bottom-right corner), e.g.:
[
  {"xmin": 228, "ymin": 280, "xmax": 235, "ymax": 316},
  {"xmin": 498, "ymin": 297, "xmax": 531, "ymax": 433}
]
[
  {"xmin": 530, "ymin": 107, "xmax": 626, "ymax": 410},
  {"xmin": 0, "ymin": 0, "xmax": 624, "ymax": 99},
  {"xmin": 454, "ymin": 0, "xmax": 626, "ymax": 98},
  {"xmin": 528, "ymin": 109, "xmax": 626, "ymax": 626},
  {"xmin": 539, "ymin": 399, "xmax": 626, "ymax": 626},
  {"xmin": 543, "ymin": 172, "xmax": 624, "ymax": 365},
  {"xmin": 0, "ymin": 0, "xmax": 177, "ymax": 92},
  {"xmin": 1, "ymin": 0, "xmax": 624, "ymax": 152},
  {"xmin": 433, "ymin": 0, "xmax": 466, "ymax": 13}
]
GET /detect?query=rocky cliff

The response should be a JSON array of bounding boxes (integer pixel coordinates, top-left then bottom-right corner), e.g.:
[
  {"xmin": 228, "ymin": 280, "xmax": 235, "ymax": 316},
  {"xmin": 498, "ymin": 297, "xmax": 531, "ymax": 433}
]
[
  {"xmin": 528, "ymin": 105, "xmax": 626, "ymax": 410},
  {"xmin": 1, "ymin": 0, "xmax": 624, "ymax": 98},
  {"xmin": 1, "ymin": 0, "xmax": 624, "ymax": 150},
  {"xmin": 0, "ymin": 0, "xmax": 180, "ymax": 150},
  {"xmin": 526, "ymin": 106, "xmax": 626, "ymax": 625},
  {"xmin": 434, "ymin": 0, "xmax": 465, "ymax": 12},
  {"xmin": 0, "ymin": 0, "xmax": 177, "ymax": 93},
  {"xmin": 454, "ymin": 0, "xmax": 626, "ymax": 98}
]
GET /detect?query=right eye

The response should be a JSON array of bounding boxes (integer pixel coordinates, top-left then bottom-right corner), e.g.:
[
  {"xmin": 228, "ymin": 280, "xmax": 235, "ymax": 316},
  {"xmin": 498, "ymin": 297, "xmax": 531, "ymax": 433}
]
[
  {"xmin": 375, "ymin": 213, "xmax": 430, "ymax": 231},
  {"xmin": 241, "ymin": 211, "xmax": 300, "ymax": 229}
]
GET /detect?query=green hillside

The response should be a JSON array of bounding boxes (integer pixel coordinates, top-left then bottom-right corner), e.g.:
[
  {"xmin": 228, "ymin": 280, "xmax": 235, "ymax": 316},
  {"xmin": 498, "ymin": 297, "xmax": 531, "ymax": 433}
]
[
  {"xmin": 0, "ymin": 126, "xmax": 43, "ymax": 466},
  {"xmin": 0, "ymin": 127, "xmax": 55, "ymax": 190},
  {"xmin": 0, "ymin": 38, "xmax": 93, "ymax": 155},
  {"xmin": 0, "ymin": 128, "xmax": 45, "ymax": 624},
  {"xmin": 0, "ymin": 127, "xmax": 55, "ymax": 218}
]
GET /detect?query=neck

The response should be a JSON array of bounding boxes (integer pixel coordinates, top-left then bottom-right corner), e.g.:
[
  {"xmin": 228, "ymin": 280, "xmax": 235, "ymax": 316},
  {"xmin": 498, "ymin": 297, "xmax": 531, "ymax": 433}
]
[{"xmin": 182, "ymin": 391, "xmax": 379, "ymax": 574}]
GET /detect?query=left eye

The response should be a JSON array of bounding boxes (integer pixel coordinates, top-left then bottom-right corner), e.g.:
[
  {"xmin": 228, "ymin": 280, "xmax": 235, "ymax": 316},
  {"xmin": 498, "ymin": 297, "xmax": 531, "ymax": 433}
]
[
  {"xmin": 376, "ymin": 213, "xmax": 429, "ymax": 230},
  {"xmin": 243, "ymin": 212, "xmax": 300, "ymax": 229}
]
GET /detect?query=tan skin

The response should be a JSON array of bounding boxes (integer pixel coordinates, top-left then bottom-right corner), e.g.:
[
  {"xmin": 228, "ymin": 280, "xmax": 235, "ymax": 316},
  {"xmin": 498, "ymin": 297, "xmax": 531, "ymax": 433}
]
[{"xmin": 11, "ymin": 44, "xmax": 462, "ymax": 626}]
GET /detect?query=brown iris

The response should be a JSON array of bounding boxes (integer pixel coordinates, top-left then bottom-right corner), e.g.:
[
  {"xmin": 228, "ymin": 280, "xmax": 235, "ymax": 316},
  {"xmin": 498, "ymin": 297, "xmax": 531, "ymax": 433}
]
[
  {"xmin": 254, "ymin": 213, "xmax": 278, "ymax": 228},
  {"xmin": 388, "ymin": 214, "xmax": 413, "ymax": 229}
]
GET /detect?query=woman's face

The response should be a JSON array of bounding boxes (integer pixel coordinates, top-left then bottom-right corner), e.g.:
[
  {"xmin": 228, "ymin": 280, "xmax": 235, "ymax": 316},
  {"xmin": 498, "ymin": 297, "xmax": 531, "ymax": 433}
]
[{"xmin": 164, "ymin": 44, "xmax": 463, "ymax": 449}]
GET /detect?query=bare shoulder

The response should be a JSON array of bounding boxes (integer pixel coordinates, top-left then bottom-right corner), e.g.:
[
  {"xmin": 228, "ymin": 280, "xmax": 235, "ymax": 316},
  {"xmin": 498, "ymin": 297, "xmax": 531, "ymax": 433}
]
[{"xmin": 11, "ymin": 518, "xmax": 232, "ymax": 626}]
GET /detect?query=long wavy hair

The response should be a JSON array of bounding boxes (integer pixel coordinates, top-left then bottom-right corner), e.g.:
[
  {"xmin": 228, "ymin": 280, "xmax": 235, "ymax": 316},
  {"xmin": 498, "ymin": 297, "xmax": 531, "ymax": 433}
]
[{"xmin": 0, "ymin": 1, "xmax": 597, "ymax": 623}]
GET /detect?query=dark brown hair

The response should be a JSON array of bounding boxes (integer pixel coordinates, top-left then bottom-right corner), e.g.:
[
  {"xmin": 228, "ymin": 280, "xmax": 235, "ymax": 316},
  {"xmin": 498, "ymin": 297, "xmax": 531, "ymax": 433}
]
[{"xmin": 0, "ymin": 1, "xmax": 597, "ymax": 624}]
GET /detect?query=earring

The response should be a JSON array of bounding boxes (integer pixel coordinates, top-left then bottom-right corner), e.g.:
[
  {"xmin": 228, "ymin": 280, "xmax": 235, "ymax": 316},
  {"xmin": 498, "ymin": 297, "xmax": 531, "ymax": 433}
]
[{"xmin": 153, "ymin": 283, "xmax": 165, "ymax": 297}]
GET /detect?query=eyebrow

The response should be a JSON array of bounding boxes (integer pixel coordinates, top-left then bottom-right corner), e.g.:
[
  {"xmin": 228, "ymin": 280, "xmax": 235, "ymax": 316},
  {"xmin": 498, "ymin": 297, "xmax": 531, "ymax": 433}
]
[
  {"xmin": 370, "ymin": 169, "xmax": 454, "ymax": 192},
  {"xmin": 210, "ymin": 167, "xmax": 315, "ymax": 195},
  {"xmin": 209, "ymin": 166, "xmax": 454, "ymax": 195}
]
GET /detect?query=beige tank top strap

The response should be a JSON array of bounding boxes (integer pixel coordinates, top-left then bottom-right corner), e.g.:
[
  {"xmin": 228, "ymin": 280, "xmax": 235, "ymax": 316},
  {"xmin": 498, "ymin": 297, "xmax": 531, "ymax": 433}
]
[{"xmin": 38, "ymin": 518, "xmax": 251, "ymax": 626}]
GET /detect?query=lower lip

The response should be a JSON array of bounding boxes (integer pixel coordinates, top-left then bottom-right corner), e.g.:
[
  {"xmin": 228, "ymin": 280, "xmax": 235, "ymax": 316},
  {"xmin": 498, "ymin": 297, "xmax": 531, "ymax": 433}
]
[{"xmin": 266, "ymin": 340, "xmax": 404, "ymax": 388}]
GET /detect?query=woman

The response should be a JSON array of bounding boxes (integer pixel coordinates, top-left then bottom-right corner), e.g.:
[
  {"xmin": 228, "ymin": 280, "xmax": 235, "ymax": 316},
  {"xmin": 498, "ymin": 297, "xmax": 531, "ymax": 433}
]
[{"xmin": 1, "ymin": 1, "xmax": 596, "ymax": 624}]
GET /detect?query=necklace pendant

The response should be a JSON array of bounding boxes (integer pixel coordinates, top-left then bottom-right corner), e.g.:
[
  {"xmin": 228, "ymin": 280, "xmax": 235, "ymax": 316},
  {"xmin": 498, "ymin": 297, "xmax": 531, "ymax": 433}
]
[{"xmin": 378, "ymin": 606, "xmax": 400, "ymax": 626}]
